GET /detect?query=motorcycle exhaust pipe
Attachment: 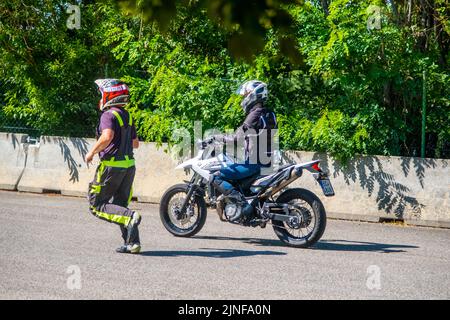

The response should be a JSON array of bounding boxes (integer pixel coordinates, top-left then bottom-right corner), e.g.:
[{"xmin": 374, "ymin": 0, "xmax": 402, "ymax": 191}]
[{"xmin": 258, "ymin": 166, "xmax": 303, "ymax": 200}]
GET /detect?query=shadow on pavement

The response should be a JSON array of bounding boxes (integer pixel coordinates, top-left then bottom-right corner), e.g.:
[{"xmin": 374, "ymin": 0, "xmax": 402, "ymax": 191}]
[
  {"xmin": 140, "ymin": 247, "xmax": 287, "ymax": 258},
  {"xmin": 192, "ymin": 236, "xmax": 419, "ymax": 253},
  {"xmin": 193, "ymin": 235, "xmax": 286, "ymax": 247},
  {"xmin": 315, "ymin": 239, "xmax": 419, "ymax": 253}
]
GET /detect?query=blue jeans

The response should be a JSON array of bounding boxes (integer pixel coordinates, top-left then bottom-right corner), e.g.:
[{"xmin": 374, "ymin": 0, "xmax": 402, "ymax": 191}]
[{"xmin": 212, "ymin": 164, "xmax": 261, "ymax": 194}]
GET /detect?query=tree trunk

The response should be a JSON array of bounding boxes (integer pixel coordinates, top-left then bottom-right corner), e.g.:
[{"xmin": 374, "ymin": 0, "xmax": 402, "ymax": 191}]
[
  {"xmin": 435, "ymin": 11, "xmax": 449, "ymax": 67},
  {"xmin": 321, "ymin": 0, "xmax": 330, "ymax": 17},
  {"xmin": 387, "ymin": 0, "xmax": 399, "ymax": 24},
  {"xmin": 407, "ymin": 0, "xmax": 412, "ymax": 25}
]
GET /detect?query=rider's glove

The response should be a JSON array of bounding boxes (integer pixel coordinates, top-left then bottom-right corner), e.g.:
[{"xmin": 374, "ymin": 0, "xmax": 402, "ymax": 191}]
[
  {"xmin": 201, "ymin": 135, "xmax": 225, "ymax": 148},
  {"xmin": 212, "ymin": 134, "xmax": 225, "ymax": 143},
  {"xmin": 201, "ymin": 137, "xmax": 215, "ymax": 148}
]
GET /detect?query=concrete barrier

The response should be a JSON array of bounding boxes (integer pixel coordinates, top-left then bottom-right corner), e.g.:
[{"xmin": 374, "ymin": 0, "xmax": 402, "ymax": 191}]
[
  {"xmin": 133, "ymin": 143, "xmax": 189, "ymax": 202},
  {"xmin": 2, "ymin": 132, "xmax": 449, "ymax": 228},
  {"xmin": 0, "ymin": 133, "xmax": 28, "ymax": 190},
  {"xmin": 133, "ymin": 146, "xmax": 450, "ymax": 228},
  {"xmin": 14, "ymin": 136, "xmax": 188, "ymax": 200},
  {"xmin": 284, "ymin": 151, "xmax": 450, "ymax": 228},
  {"xmin": 17, "ymin": 136, "xmax": 95, "ymax": 196}
]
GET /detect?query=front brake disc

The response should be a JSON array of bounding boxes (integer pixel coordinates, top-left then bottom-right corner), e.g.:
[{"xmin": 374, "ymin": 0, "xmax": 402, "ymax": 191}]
[{"xmin": 171, "ymin": 201, "xmax": 194, "ymax": 225}]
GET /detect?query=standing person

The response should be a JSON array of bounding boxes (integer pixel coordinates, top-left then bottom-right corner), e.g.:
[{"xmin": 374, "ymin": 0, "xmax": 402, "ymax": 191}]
[{"xmin": 85, "ymin": 79, "xmax": 142, "ymax": 254}]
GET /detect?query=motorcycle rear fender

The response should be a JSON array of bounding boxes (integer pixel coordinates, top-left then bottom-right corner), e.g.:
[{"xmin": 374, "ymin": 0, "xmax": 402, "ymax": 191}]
[
  {"xmin": 293, "ymin": 160, "xmax": 328, "ymax": 177},
  {"xmin": 254, "ymin": 160, "xmax": 324, "ymax": 187}
]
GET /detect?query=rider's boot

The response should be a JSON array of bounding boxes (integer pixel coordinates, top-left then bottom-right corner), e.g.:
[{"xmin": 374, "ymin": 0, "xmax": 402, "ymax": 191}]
[
  {"xmin": 115, "ymin": 243, "xmax": 141, "ymax": 254},
  {"xmin": 116, "ymin": 211, "xmax": 141, "ymax": 254},
  {"xmin": 127, "ymin": 211, "xmax": 141, "ymax": 242}
]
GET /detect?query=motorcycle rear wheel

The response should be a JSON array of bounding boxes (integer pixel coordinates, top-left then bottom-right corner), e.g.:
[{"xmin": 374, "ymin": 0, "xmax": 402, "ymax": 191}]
[{"xmin": 272, "ymin": 188, "xmax": 326, "ymax": 248}]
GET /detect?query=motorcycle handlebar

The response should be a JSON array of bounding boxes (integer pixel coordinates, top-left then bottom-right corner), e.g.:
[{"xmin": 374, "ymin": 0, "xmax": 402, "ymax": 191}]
[{"xmin": 197, "ymin": 137, "xmax": 223, "ymax": 150}]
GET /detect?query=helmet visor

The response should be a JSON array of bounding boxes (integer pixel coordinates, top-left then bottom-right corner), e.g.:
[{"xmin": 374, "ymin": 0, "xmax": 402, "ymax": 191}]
[{"xmin": 236, "ymin": 84, "xmax": 251, "ymax": 97}]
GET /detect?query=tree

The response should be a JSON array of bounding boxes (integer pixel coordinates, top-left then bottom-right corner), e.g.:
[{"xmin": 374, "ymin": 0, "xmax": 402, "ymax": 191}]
[
  {"xmin": 115, "ymin": 0, "xmax": 305, "ymax": 63},
  {"xmin": 0, "ymin": 0, "xmax": 448, "ymax": 160}
]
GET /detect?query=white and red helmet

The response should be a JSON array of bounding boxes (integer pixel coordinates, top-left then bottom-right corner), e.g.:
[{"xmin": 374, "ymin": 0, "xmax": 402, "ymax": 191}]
[{"xmin": 95, "ymin": 79, "xmax": 130, "ymax": 111}]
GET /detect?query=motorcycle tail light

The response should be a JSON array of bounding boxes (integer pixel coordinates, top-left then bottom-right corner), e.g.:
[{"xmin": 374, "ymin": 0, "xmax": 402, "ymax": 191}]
[{"xmin": 311, "ymin": 162, "xmax": 322, "ymax": 172}]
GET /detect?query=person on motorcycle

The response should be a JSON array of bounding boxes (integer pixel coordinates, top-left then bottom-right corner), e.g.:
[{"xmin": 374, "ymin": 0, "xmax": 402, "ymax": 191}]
[
  {"xmin": 207, "ymin": 80, "xmax": 277, "ymax": 222},
  {"xmin": 85, "ymin": 79, "xmax": 142, "ymax": 254}
]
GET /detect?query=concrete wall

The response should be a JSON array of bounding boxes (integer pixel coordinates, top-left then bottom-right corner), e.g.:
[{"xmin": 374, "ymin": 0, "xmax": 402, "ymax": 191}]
[
  {"xmin": 13, "ymin": 136, "xmax": 189, "ymax": 200},
  {"xmin": 284, "ymin": 151, "xmax": 450, "ymax": 228},
  {"xmin": 1, "ymin": 133, "xmax": 449, "ymax": 228},
  {"xmin": 0, "ymin": 133, "xmax": 28, "ymax": 190},
  {"xmin": 17, "ymin": 136, "xmax": 95, "ymax": 197},
  {"xmin": 133, "ymin": 143, "xmax": 189, "ymax": 202}
]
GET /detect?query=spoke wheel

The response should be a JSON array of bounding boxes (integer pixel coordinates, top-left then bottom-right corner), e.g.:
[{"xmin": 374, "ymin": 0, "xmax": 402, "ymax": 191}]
[
  {"xmin": 272, "ymin": 188, "xmax": 326, "ymax": 248},
  {"xmin": 160, "ymin": 184, "xmax": 207, "ymax": 237}
]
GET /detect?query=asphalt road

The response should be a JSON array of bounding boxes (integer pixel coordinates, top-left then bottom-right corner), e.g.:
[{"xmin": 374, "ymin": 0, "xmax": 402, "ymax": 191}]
[{"xmin": 0, "ymin": 190, "xmax": 449, "ymax": 300}]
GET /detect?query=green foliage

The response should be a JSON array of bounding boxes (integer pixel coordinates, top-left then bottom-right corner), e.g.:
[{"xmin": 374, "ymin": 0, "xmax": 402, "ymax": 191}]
[
  {"xmin": 115, "ymin": 0, "xmax": 304, "ymax": 62},
  {"xmin": 0, "ymin": 0, "xmax": 107, "ymax": 136},
  {"xmin": 0, "ymin": 0, "xmax": 449, "ymax": 160}
]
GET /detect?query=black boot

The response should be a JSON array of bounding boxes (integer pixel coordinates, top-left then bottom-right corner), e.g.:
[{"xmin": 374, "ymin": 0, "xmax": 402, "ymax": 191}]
[
  {"xmin": 116, "ymin": 212, "xmax": 142, "ymax": 254},
  {"xmin": 115, "ymin": 243, "xmax": 141, "ymax": 254},
  {"xmin": 126, "ymin": 211, "xmax": 141, "ymax": 245},
  {"xmin": 120, "ymin": 225, "xmax": 128, "ymax": 244}
]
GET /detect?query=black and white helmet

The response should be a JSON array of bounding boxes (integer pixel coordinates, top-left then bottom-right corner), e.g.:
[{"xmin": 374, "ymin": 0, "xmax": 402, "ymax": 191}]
[{"xmin": 236, "ymin": 80, "xmax": 268, "ymax": 114}]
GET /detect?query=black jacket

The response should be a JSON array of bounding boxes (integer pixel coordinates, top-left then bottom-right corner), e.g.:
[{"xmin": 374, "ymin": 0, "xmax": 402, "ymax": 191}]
[{"xmin": 221, "ymin": 104, "xmax": 277, "ymax": 166}]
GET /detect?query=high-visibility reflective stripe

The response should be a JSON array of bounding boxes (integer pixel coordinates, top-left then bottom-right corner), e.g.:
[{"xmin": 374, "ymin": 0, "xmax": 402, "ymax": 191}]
[
  {"xmin": 97, "ymin": 163, "xmax": 105, "ymax": 183},
  {"xmin": 90, "ymin": 206, "xmax": 131, "ymax": 226},
  {"xmin": 90, "ymin": 184, "xmax": 102, "ymax": 194},
  {"xmin": 111, "ymin": 109, "xmax": 133, "ymax": 127},
  {"xmin": 101, "ymin": 158, "xmax": 135, "ymax": 168},
  {"xmin": 127, "ymin": 186, "xmax": 133, "ymax": 206},
  {"xmin": 111, "ymin": 110, "xmax": 124, "ymax": 127},
  {"xmin": 103, "ymin": 111, "xmax": 134, "ymax": 168}
]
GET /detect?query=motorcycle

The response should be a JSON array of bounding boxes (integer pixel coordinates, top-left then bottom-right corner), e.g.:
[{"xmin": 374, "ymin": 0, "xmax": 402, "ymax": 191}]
[{"xmin": 159, "ymin": 139, "xmax": 335, "ymax": 248}]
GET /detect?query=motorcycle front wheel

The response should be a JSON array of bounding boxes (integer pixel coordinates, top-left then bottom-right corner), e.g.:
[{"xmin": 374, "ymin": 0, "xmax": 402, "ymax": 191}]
[
  {"xmin": 272, "ymin": 188, "xmax": 327, "ymax": 248},
  {"xmin": 159, "ymin": 184, "xmax": 207, "ymax": 237}
]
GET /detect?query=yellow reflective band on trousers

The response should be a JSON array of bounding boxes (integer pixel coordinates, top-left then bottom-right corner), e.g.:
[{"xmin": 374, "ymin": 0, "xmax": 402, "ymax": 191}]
[
  {"xmin": 90, "ymin": 206, "xmax": 131, "ymax": 226},
  {"xmin": 96, "ymin": 163, "xmax": 105, "ymax": 183},
  {"xmin": 90, "ymin": 184, "xmax": 102, "ymax": 194},
  {"xmin": 127, "ymin": 186, "xmax": 133, "ymax": 206}
]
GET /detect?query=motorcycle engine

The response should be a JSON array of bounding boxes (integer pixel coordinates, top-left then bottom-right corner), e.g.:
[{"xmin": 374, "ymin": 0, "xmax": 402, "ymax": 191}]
[{"xmin": 224, "ymin": 203, "xmax": 241, "ymax": 221}]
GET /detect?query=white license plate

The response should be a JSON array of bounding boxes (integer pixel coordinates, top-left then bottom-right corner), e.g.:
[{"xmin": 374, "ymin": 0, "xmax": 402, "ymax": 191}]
[{"xmin": 318, "ymin": 178, "xmax": 335, "ymax": 197}]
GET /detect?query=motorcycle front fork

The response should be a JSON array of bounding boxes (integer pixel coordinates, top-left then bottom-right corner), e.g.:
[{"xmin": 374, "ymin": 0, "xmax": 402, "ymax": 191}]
[{"xmin": 179, "ymin": 174, "xmax": 203, "ymax": 214}]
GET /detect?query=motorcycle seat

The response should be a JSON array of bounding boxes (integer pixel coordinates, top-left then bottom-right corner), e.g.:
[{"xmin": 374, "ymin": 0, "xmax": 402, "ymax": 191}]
[
  {"xmin": 251, "ymin": 175, "xmax": 272, "ymax": 187},
  {"xmin": 276, "ymin": 164, "xmax": 295, "ymax": 172}
]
